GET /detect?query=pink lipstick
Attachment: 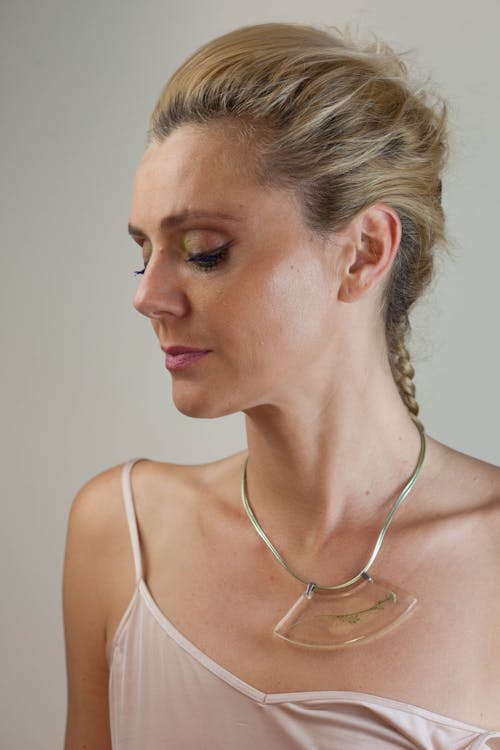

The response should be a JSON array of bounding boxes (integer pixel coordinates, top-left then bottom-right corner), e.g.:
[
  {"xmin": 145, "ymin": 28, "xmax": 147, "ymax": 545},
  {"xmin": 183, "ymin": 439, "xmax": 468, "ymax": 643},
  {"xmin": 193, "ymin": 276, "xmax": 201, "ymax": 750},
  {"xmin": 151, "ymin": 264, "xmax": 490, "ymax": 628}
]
[{"xmin": 163, "ymin": 346, "xmax": 211, "ymax": 371}]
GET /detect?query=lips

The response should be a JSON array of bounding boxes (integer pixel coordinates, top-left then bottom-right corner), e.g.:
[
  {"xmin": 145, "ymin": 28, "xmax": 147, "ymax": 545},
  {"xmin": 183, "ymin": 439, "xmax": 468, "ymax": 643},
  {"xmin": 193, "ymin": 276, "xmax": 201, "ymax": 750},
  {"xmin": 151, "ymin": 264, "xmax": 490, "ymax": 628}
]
[
  {"xmin": 163, "ymin": 346, "xmax": 210, "ymax": 355},
  {"xmin": 163, "ymin": 347, "xmax": 210, "ymax": 371}
]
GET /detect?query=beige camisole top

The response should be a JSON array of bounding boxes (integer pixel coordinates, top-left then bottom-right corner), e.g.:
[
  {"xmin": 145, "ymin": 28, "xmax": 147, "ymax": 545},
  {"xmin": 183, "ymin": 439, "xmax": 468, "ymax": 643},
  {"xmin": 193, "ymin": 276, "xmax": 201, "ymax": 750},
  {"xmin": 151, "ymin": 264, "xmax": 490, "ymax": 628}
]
[{"xmin": 107, "ymin": 458, "xmax": 500, "ymax": 749}]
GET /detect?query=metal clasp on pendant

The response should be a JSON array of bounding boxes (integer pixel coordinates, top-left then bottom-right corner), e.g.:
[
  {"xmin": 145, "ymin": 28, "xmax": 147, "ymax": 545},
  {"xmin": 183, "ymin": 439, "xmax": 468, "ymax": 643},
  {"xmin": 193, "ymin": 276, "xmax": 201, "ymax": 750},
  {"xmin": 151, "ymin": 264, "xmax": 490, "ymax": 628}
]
[{"xmin": 305, "ymin": 582, "xmax": 316, "ymax": 598}]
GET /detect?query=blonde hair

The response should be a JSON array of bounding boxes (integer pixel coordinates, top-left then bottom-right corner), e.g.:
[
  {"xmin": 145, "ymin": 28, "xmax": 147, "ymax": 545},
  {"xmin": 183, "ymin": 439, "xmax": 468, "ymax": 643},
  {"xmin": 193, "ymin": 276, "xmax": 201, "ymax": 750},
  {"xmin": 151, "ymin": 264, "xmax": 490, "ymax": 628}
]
[{"xmin": 148, "ymin": 22, "xmax": 448, "ymax": 424}]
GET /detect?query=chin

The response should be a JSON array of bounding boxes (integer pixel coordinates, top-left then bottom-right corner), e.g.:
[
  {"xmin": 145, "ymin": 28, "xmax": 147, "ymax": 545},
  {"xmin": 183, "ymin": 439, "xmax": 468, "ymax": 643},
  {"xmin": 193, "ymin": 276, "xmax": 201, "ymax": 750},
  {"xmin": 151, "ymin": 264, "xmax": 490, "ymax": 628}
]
[{"xmin": 171, "ymin": 387, "xmax": 242, "ymax": 420}]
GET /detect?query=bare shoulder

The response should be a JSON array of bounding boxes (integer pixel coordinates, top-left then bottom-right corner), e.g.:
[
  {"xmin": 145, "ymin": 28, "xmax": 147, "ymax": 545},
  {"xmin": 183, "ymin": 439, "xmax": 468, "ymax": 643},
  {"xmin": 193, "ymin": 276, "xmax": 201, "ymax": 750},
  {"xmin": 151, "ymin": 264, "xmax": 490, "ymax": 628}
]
[
  {"xmin": 63, "ymin": 458, "xmax": 192, "ymax": 748},
  {"xmin": 66, "ymin": 463, "xmax": 127, "ymax": 541},
  {"xmin": 65, "ymin": 456, "xmax": 197, "ymax": 550},
  {"xmin": 65, "ymin": 450, "xmax": 243, "ymax": 570},
  {"xmin": 64, "ymin": 458, "xmax": 189, "ymax": 605},
  {"xmin": 62, "ymin": 463, "xmax": 129, "ymax": 749},
  {"xmin": 68, "ymin": 455, "xmax": 241, "ymax": 643},
  {"xmin": 425, "ymin": 435, "xmax": 500, "ymax": 549},
  {"xmin": 126, "ymin": 449, "xmax": 248, "ymax": 521},
  {"xmin": 64, "ymin": 461, "xmax": 138, "ymax": 586},
  {"xmin": 63, "ymin": 462, "xmax": 139, "ymax": 653},
  {"xmin": 445, "ymin": 438, "xmax": 497, "ymax": 495},
  {"xmin": 426, "ymin": 433, "xmax": 498, "ymax": 497}
]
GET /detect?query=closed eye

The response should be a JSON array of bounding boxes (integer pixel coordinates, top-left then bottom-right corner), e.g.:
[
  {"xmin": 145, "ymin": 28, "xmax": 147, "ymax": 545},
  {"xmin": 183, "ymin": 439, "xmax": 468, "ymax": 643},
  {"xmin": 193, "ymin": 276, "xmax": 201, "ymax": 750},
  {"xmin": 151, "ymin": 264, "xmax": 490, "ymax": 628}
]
[
  {"xmin": 134, "ymin": 241, "xmax": 233, "ymax": 276},
  {"xmin": 185, "ymin": 242, "xmax": 232, "ymax": 272}
]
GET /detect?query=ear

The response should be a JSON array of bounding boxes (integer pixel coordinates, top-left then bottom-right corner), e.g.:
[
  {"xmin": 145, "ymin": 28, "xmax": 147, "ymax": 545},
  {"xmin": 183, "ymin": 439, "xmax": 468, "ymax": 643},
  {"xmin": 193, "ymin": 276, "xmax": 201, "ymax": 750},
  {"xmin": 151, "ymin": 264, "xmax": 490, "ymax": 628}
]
[{"xmin": 337, "ymin": 204, "xmax": 402, "ymax": 303}]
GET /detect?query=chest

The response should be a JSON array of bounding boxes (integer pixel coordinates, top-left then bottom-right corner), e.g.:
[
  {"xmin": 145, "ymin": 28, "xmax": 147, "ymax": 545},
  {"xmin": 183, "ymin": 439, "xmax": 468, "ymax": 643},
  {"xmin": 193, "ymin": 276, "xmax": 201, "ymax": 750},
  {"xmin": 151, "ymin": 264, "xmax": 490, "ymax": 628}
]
[{"xmin": 140, "ymin": 510, "xmax": 499, "ymax": 729}]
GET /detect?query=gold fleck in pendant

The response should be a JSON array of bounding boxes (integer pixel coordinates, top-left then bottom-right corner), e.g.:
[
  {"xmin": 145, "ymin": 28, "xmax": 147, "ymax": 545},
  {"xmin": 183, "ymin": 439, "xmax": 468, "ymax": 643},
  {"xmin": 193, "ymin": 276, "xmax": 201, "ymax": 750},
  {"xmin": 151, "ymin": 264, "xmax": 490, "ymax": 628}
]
[{"xmin": 274, "ymin": 574, "xmax": 417, "ymax": 648}]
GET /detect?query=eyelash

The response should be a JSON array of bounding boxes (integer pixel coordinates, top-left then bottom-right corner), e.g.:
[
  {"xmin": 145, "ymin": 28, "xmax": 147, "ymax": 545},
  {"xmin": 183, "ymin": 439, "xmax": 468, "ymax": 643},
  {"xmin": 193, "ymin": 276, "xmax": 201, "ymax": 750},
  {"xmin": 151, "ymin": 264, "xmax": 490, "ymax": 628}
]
[{"xmin": 134, "ymin": 242, "xmax": 232, "ymax": 276}]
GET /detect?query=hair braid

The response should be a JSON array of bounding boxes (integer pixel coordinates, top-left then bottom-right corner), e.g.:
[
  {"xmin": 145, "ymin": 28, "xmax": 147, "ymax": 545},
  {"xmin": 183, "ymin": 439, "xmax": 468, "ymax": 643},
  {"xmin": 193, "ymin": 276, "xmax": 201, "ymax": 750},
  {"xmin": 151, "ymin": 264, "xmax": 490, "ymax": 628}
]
[{"xmin": 389, "ymin": 334, "xmax": 423, "ymax": 429}]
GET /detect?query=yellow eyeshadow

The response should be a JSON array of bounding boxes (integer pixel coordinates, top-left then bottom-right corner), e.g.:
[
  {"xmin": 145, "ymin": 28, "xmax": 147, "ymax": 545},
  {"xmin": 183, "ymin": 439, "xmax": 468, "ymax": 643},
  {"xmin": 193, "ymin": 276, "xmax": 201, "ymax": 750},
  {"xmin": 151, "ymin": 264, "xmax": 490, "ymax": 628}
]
[{"xmin": 182, "ymin": 234, "xmax": 193, "ymax": 253}]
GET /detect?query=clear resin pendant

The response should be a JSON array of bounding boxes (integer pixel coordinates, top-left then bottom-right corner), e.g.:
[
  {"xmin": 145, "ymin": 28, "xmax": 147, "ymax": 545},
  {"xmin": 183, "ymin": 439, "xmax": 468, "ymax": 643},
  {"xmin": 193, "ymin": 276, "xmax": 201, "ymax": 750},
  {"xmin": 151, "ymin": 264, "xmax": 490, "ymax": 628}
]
[{"xmin": 274, "ymin": 575, "xmax": 417, "ymax": 648}]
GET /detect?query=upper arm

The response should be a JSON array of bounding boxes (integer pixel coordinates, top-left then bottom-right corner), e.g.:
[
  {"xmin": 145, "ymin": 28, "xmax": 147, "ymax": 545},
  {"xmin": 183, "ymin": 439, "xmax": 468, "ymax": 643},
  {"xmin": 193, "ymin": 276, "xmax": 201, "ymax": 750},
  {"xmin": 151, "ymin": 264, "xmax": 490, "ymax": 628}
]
[{"xmin": 62, "ymin": 466, "xmax": 123, "ymax": 750}]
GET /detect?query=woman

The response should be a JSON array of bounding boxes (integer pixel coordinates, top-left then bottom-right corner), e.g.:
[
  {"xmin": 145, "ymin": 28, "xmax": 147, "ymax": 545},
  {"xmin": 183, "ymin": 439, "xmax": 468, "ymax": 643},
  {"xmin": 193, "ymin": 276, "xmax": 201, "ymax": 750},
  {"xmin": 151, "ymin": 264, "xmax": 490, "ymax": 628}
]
[{"xmin": 62, "ymin": 22, "xmax": 500, "ymax": 749}]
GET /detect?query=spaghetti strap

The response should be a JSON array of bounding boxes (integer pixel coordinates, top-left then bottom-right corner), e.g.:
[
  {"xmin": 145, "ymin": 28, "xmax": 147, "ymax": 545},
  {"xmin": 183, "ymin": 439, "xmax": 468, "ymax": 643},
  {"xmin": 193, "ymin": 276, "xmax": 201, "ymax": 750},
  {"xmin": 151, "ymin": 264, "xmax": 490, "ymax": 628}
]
[
  {"xmin": 471, "ymin": 732, "xmax": 500, "ymax": 749},
  {"xmin": 120, "ymin": 458, "xmax": 146, "ymax": 585}
]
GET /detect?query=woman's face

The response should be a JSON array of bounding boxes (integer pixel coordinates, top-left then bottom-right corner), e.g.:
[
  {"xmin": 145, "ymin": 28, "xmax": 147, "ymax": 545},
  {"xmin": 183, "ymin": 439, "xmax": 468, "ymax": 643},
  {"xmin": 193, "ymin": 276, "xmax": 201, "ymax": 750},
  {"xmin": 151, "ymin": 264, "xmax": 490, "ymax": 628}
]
[{"xmin": 129, "ymin": 123, "xmax": 347, "ymax": 418}]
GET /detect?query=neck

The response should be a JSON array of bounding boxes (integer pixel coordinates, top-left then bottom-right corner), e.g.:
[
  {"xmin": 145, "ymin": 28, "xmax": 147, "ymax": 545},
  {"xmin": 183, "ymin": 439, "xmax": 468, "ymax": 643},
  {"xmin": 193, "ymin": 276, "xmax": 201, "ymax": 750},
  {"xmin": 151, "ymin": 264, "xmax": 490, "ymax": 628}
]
[{"xmin": 242, "ymin": 361, "xmax": 425, "ymax": 566}]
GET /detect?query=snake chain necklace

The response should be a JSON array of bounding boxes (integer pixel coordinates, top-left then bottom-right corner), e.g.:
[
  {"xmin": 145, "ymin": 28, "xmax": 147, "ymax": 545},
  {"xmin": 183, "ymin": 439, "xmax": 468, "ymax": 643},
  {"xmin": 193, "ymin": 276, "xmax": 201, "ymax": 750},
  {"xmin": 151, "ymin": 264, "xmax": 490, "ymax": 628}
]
[{"xmin": 240, "ymin": 421, "xmax": 426, "ymax": 648}]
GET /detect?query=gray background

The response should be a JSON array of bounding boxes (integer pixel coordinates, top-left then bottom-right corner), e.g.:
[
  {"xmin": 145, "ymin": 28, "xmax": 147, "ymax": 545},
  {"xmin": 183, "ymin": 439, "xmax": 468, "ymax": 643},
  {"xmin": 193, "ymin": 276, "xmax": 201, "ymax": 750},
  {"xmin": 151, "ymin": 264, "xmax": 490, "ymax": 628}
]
[{"xmin": 1, "ymin": 0, "xmax": 498, "ymax": 747}]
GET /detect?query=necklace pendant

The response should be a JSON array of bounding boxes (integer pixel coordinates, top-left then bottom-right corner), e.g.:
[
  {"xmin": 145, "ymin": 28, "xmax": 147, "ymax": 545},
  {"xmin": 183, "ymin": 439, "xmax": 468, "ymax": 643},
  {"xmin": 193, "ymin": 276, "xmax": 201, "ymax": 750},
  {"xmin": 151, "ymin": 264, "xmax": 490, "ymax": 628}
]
[{"xmin": 274, "ymin": 575, "xmax": 417, "ymax": 648}]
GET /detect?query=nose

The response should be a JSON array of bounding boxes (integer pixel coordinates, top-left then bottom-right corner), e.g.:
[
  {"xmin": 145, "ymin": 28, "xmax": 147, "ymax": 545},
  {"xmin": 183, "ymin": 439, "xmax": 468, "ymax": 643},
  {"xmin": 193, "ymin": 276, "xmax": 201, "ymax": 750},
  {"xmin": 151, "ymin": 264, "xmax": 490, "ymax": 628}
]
[{"xmin": 133, "ymin": 254, "xmax": 189, "ymax": 320}]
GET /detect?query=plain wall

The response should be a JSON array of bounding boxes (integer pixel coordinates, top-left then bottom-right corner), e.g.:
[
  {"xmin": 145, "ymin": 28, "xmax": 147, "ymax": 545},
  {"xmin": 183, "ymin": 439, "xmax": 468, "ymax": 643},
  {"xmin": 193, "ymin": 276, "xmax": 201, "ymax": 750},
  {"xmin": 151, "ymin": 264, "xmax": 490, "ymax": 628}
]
[{"xmin": 1, "ymin": 0, "xmax": 498, "ymax": 747}]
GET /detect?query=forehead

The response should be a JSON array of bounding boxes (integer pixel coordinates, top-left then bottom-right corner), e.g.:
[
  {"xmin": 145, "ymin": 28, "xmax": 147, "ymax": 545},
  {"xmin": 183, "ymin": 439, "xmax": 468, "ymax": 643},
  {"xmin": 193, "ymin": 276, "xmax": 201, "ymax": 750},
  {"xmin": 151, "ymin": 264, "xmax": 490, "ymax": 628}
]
[{"xmin": 130, "ymin": 123, "xmax": 261, "ymax": 222}]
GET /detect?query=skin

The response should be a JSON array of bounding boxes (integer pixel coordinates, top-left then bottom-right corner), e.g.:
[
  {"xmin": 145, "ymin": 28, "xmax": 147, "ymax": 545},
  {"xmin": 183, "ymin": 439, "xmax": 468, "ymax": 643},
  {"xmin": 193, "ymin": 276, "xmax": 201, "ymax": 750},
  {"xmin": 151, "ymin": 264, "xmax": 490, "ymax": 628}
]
[
  {"xmin": 63, "ymin": 122, "xmax": 500, "ymax": 748},
  {"xmin": 130, "ymin": 122, "xmax": 423, "ymax": 558}
]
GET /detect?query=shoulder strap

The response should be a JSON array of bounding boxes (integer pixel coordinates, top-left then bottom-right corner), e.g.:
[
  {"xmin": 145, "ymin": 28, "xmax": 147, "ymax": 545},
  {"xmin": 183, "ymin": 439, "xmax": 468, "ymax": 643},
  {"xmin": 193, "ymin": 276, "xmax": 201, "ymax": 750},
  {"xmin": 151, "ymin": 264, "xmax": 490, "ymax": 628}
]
[
  {"xmin": 476, "ymin": 732, "xmax": 500, "ymax": 749},
  {"xmin": 120, "ymin": 458, "xmax": 146, "ymax": 585}
]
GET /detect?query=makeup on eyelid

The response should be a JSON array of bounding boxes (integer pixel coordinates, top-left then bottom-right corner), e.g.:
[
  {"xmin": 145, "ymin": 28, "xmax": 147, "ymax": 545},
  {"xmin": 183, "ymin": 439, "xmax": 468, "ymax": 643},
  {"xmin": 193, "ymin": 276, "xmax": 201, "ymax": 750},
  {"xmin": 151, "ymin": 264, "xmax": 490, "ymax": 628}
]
[
  {"xmin": 134, "ymin": 233, "xmax": 232, "ymax": 275},
  {"xmin": 181, "ymin": 230, "xmax": 230, "ymax": 255}
]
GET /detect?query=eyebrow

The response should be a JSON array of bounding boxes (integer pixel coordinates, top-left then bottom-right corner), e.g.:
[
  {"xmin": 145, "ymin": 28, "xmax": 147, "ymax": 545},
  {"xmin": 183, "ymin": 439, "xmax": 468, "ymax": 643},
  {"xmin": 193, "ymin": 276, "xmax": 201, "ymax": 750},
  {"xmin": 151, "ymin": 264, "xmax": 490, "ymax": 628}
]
[{"xmin": 128, "ymin": 210, "xmax": 242, "ymax": 237}]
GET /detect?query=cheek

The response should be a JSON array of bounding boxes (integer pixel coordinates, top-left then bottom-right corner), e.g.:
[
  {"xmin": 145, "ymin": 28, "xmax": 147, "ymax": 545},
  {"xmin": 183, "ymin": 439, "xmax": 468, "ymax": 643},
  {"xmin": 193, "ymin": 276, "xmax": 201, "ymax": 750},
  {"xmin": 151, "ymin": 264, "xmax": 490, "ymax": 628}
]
[
  {"xmin": 259, "ymin": 261, "xmax": 332, "ymax": 342},
  {"xmin": 224, "ymin": 260, "xmax": 332, "ymax": 359}
]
